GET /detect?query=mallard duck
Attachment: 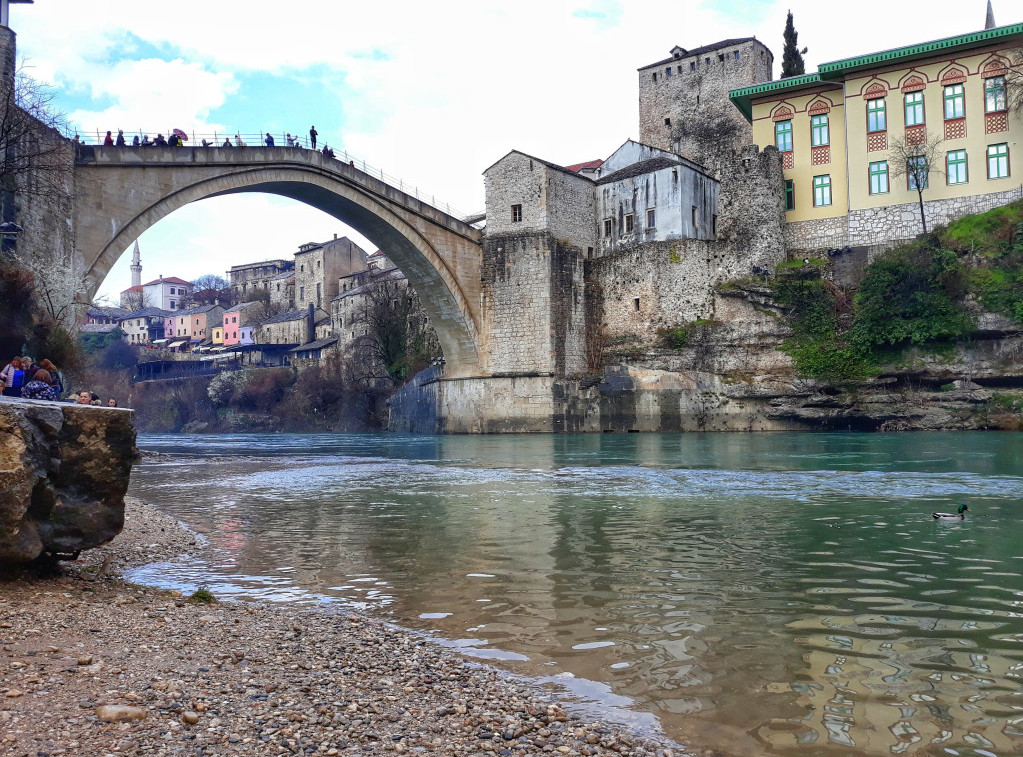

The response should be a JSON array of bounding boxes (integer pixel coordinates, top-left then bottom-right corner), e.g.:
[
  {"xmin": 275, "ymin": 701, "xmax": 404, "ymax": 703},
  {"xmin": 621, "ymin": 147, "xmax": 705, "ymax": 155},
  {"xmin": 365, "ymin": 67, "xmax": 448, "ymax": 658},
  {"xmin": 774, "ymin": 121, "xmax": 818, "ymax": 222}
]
[{"xmin": 933, "ymin": 504, "xmax": 969, "ymax": 520}]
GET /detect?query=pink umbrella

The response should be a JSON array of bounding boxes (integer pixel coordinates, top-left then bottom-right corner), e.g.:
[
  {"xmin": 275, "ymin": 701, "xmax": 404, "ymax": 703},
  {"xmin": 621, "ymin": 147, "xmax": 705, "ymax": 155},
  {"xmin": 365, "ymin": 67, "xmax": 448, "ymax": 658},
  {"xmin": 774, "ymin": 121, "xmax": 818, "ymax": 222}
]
[{"xmin": 172, "ymin": 128, "xmax": 188, "ymax": 142}]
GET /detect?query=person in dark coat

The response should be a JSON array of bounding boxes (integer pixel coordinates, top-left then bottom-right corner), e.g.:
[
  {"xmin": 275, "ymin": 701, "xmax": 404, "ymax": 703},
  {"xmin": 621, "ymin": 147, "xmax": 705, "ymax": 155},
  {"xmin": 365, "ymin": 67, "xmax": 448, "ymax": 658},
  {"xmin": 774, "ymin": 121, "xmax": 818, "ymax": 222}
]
[
  {"xmin": 22, "ymin": 370, "xmax": 59, "ymax": 401},
  {"xmin": 115, "ymin": 130, "xmax": 126, "ymax": 146},
  {"xmin": 265, "ymin": 133, "xmax": 275, "ymax": 146},
  {"xmin": 309, "ymin": 125, "xmax": 318, "ymax": 150}
]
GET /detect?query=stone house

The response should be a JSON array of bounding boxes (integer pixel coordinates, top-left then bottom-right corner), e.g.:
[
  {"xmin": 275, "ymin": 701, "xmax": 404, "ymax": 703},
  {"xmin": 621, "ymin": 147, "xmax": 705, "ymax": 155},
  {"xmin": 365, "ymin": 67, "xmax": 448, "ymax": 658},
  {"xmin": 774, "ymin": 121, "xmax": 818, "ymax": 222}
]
[
  {"xmin": 117, "ymin": 307, "xmax": 169, "ymax": 345},
  {"xmin": 595, "ymin": 140, "xmax": 720, "ymax": 254},
  {"xmin": 84, "ymin": 305, "xmax": 128, "ymax": 325},
  {"xmin": 294, "ymin": 236, "xmax": 370, "ymax": 310},
  {"xmin": 729, "ymin": 19, "xmax": 1023, "ymax": 252},
  {"xmin": 259, "ymin": 307, "xmax": 328, "ymax": 346},
  {"xmin": 227, "ymin": 259, "xmax": 292, "ymax": 305}
]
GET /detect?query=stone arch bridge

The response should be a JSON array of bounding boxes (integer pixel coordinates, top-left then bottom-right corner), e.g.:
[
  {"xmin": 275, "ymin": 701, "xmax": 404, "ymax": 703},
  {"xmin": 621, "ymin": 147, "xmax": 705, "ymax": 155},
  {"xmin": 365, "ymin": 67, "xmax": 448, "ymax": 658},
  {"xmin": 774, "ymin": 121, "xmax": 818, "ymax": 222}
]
[{"xmin": 73, "ymin": 146, "xmax": 484, "ymax": 377}]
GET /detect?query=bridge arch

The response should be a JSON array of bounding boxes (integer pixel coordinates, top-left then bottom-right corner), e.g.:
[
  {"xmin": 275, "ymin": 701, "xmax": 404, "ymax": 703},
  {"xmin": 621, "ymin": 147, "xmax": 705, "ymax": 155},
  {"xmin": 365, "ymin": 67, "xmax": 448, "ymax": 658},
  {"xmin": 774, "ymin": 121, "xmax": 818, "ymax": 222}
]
[{"xmin": 73, "ymin": 147, "xmax": 484, "ymax": 376}]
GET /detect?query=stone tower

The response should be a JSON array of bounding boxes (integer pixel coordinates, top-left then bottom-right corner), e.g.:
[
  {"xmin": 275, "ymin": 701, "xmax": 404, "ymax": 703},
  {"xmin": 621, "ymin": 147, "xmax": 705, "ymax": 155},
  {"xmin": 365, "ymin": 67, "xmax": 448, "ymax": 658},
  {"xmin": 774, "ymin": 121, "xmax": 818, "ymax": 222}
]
[
  {"xmin": 637, "ymin": 38, "xmax": 773, "ymax": 166},
  {"xmin": 130, "ymin": 240, "xmax": 142, "ymax": 287}
]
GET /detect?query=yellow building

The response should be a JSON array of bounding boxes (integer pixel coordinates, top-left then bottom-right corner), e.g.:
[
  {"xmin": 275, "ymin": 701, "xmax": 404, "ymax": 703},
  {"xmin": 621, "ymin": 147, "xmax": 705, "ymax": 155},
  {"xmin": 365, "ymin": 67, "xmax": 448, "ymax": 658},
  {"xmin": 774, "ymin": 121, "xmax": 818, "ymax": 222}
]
[
  {"xmin": 730, "ymin": 21, "xmax": 1023, "ymax": 252},
  {"xmin": 212, "ymin": 325, "xmax": 224, "ymax": 346}
]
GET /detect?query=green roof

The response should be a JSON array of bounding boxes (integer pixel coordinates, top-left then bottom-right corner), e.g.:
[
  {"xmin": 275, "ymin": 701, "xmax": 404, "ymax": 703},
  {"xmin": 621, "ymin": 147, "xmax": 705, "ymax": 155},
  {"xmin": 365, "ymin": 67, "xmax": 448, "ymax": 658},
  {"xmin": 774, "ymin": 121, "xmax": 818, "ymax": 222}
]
[
  {"xmin": 729, "ymin": 74, "xmax": 826, "ymax": 122},
  {"xmin": 818, "ymin": 23, "xmax": 1023, "ymax": 77},
  {"xmin": 728, "ymin": 22, "xmax": 1023, "ymax": 123}
]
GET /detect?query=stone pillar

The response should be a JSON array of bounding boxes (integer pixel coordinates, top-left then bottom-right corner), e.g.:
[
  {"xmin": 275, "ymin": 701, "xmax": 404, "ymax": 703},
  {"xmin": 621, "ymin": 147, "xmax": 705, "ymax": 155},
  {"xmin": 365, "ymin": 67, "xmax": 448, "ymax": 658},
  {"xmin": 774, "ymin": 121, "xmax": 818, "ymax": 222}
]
[{"xmin": 0, "ymin": 25, "xmax": 15, "ymax": 89}]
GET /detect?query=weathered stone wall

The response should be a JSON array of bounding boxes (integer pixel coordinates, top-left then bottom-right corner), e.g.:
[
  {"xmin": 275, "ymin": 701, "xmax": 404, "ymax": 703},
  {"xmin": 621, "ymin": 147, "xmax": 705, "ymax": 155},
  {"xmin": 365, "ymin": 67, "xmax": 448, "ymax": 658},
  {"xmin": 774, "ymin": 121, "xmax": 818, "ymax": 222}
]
[
  {"xmin": 482, "ymin": 152, "xmax": 589, "ymax": 377},
  {"xmin": 638, "ymin": 39, "xmax": 774, "ymax": 163},
  {"xmin": 589, "ymin": 147, "xmax": 786, "ymax": 347},
  {"xmin": 480, "ymin": 232, "xmax": 588, "ymax": 377},
  {"xmin": 0, "ymin": 397, "xmax": 135, "ymax": 565},
  {"xmin": 597, "ymin": 156, "xmax": 719, "ymax": 254},
  {"xmin": 784, "ymin": 187, "xmax": 1023, "ymax": 254},
  {"xmin": 715, "ymin": 144, "xmax": 787, "ymax": 266}
]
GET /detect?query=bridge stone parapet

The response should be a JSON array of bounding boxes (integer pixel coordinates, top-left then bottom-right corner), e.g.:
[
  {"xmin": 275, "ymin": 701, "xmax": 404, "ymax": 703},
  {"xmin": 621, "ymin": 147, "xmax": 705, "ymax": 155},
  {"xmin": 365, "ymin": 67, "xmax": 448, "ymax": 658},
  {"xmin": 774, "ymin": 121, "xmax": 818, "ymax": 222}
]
[{"xmin": 73, "ymin": 146, "xmax": 485, "ymax": 376}]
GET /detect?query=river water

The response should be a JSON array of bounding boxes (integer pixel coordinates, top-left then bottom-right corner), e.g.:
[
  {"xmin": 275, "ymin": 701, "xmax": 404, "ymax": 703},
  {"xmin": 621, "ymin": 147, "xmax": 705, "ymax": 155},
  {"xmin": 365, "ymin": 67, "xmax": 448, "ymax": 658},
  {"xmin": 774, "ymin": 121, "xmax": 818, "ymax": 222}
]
[{"xmin": 128, "ymin": 432, "xmax": 1023, "ymax": 757}]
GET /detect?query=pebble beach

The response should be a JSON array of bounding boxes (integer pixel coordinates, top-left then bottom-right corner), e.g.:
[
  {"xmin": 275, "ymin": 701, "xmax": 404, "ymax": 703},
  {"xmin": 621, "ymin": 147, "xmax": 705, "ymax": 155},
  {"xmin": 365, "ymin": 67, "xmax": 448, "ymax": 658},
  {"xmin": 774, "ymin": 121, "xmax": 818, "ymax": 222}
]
[{"xmin": 0, "ymin": 498, "xmax": 700, "ymax": 757}]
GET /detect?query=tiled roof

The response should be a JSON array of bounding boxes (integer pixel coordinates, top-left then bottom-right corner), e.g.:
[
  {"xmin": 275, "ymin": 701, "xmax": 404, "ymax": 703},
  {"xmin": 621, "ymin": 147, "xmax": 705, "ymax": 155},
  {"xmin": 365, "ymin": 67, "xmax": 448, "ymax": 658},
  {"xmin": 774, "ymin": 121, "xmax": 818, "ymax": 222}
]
[
  {"xmin": 289, "ymin": 336, "xmax": 338, "ymax": 352},
  {"xmin": 639, "ymin": 38, "xmax": 758, "ymax": 71},
  {"xmin": 120, "ymin": 307, "xmax": 170, "ymax": 319},
  {"xmin": 121, "ymin": 285, "xmax": 143, "ymax": 293},
  {"xmin": 595, "ymin": 157, "xmax": 683, "ymax": 185},
  {"xmin": 261, "ymin": 310, "xmax": 308, "ymax": 325},
  {"xmin": 564, "ymin": 159, "xmax": 604, "ymax": 172},
  {"xmin": 143, "ymin": 277, "xmax": 191, "ymax": 286}
]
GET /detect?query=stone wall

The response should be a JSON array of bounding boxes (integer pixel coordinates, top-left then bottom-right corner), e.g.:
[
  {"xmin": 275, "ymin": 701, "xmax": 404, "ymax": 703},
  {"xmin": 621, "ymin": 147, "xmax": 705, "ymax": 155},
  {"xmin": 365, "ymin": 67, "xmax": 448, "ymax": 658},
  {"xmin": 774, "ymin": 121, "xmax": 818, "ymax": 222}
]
[
  {"xmin": 638, "ymin": 39, "xmax": 774, "ymax": 163},
  {"xmin": 482, "ymin": 152, "xmax": 589, "ymax": 377},
  {"xmin": 783, "ymin": 186, "xmax": 1023, "ymax": 254},
  {"xmin": 0, "ymin": 397, "xmax": 135, "ymax": 565},
  {"xmin": 588, "ymin": 146, "xmax": 787, "ymax": 347}
]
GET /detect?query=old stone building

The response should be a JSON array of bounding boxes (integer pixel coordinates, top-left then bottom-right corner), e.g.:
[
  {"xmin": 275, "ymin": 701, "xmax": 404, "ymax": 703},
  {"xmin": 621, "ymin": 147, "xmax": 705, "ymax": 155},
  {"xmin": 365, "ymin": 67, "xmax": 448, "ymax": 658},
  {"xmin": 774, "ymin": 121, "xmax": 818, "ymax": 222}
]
[
  {"xmin": 638, "ymin": 38, "xmax": 774, "ymax": 164},
  {"xmin": 228, "ymin": 259, "xmax": 292, "ymax": 305},
  {"xmin": 596, "ymin": 140, "xmax": 720, "ymax": 254},
  {"xmin": 259, "ymin": 307, "xmax": 328, "ymax": 346},
  {"xmin": 294, "ymin": 236, "xmax": 369, "ymax": 310}
]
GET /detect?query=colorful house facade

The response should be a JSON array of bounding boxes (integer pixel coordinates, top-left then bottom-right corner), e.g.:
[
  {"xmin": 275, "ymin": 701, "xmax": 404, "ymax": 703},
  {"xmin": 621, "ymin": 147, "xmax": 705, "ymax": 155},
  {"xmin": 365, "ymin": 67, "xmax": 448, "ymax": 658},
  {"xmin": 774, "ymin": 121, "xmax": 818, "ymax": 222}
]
[{"xmin": 729, "ymin": 21, "xmax": 1023, "ymax": 252}]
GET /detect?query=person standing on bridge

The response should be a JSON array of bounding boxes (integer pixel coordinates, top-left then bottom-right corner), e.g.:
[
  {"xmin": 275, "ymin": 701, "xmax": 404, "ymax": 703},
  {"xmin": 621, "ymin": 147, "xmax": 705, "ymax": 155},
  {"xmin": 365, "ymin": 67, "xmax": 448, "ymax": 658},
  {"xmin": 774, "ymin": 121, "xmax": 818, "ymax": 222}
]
[
  {"xmin": 265, "ymin": 133, "xmax": 275, "ymax": 147},
  {"xmin": 103, "ymin": 131, "xmax": 114, "ymax": 146},
  {"xmin": 115, "ymin": 130, "xmax": 126, "ymax": 146},
  {"xmin": 234, "ymin": 133, "xmax": 246, "ymax": 147},
  {"xmin": 131, "ymin": 135, "xmax": 140, "ymax": 147},
  {"xmin": 286, "ymin": 133, "xmax": 294, "ymax": 147},
  {"xmin": 309, "ymin": 125, "xmax": 318, "ymax": 150}
]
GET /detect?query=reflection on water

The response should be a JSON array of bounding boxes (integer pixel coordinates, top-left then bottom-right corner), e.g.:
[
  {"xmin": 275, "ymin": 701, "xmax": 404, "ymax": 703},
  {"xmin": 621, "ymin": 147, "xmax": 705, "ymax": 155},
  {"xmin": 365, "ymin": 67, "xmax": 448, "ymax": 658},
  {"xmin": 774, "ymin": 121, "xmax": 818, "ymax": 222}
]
[{"xmin": 129, "ymin": 432, "xmax": 1023, "ymax": 756}]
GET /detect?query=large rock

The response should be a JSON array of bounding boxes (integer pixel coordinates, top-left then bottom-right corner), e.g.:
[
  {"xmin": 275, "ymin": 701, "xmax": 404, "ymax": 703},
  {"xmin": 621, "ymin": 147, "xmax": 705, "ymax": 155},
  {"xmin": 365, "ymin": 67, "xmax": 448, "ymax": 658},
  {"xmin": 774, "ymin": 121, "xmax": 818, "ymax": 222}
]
[{"xmin": 0, "ymin": 396, "xmax": 135, "ymax": 565}]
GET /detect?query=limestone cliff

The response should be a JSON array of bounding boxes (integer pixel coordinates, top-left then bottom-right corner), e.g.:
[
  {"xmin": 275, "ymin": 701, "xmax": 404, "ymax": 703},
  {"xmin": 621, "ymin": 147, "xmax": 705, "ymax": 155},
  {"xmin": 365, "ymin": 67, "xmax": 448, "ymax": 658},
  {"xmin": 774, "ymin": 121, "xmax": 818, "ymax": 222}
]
[{"xmin": 0, "ymin": 397, "xmax": 135, "ymax": 565}]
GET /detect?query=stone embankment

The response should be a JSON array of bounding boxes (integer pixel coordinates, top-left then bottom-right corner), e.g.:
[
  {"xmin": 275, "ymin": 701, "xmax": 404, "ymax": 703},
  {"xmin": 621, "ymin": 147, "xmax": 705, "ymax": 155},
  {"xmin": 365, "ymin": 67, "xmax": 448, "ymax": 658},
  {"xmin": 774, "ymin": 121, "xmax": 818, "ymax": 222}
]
[
  {"xmin": 0, "ymin": 498, "xmax": 695, "ymax": 757},
  {"xmin": 0, "ymin": 397, "xmax": 135, "ymax": 564}
]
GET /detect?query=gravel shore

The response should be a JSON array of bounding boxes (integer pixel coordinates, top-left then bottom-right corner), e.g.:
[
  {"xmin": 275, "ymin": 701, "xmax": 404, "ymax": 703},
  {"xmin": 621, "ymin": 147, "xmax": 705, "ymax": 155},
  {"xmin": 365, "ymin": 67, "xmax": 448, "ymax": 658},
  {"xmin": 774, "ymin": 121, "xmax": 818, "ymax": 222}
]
[{"xmin": 0, "ymin": 498, "xmax": 699, "ymax": 757}]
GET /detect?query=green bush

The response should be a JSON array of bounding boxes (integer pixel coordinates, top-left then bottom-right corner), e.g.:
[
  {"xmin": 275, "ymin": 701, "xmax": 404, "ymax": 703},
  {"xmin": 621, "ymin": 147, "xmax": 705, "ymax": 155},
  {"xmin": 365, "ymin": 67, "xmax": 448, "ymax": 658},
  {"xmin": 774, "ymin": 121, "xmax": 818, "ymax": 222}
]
[{"xmin": 850, "ymin": 243, "xmax": 973, "ymax": 348}]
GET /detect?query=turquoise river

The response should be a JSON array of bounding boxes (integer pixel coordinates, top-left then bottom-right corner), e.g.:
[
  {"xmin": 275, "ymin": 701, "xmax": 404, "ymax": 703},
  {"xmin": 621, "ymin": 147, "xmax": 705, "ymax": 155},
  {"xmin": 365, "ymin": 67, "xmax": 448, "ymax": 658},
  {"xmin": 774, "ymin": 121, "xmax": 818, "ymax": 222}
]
[{"xmin": 128, "ymin": 432, "xmax": 1023, "ymax": 757}]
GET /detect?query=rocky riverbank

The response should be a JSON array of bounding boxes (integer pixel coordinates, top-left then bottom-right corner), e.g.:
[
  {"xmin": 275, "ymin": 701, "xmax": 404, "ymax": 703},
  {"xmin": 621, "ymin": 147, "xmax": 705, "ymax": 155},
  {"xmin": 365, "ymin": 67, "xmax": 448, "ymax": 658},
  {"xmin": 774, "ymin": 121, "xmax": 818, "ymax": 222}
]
[{"xmin": 0, "ymin": 498, "xmax": 696, "ymax": 757}]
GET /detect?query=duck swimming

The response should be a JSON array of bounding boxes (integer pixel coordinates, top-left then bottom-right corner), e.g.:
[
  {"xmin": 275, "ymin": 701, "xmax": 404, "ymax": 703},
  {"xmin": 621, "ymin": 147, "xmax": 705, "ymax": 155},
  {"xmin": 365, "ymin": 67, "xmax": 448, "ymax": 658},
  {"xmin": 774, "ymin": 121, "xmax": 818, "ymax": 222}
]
[{"xmin": 933, "ymin": 504, "xmax": 969, "ymax": 520}]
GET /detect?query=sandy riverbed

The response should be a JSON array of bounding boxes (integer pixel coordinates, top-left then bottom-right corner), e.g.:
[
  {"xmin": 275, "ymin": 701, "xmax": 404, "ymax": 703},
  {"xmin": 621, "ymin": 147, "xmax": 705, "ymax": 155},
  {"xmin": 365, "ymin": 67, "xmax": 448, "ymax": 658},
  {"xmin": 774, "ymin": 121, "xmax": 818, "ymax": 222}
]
[{"xmin": 0, "ymin": 498, "xmax": 702, "ymax": 757}]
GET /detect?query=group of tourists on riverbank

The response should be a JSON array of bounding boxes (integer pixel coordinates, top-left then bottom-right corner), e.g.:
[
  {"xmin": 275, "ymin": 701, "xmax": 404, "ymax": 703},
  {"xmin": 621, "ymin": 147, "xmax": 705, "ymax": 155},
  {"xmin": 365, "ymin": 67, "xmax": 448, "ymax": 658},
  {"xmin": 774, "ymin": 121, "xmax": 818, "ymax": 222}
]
[{"xmin": 1, "ymin": 356, "xmax": 117, "ymax": 407}]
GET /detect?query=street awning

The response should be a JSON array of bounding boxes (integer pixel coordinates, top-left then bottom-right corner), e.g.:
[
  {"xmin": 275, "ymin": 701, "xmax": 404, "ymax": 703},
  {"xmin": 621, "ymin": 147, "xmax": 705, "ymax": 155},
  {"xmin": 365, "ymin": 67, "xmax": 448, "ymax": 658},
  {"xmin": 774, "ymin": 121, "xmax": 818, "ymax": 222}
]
[
  {"xmin": 167, "ymin": 340, "xmax": 186, "ymax": 349},
  {"xmin": 151, "ymin": 338, "xmax": 169, "ymax": 345}
]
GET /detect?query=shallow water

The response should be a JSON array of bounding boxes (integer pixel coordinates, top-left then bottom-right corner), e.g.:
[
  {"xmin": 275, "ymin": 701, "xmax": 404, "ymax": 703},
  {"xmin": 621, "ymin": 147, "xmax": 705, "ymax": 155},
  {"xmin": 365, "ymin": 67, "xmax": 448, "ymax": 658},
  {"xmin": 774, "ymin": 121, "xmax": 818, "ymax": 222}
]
[{"xmin": 128, "ymin": 432, "xmax": 1023, "ymax": 756}]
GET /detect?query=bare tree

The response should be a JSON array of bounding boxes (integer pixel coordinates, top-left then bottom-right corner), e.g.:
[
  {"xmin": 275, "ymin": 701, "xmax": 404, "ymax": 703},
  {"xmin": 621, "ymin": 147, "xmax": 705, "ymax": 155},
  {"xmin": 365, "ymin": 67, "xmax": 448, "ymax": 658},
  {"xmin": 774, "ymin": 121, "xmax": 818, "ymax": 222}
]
[
  {"xmin": 0, "ymin": 67, "xmax": 71, "ymax": 225},
  {"xmin": 119, "ymin": 287, "xmax": 144, "ymax": 311},
  {"xmin": 346, "ymin": 270, "xmax": 439, "ymax": 383},
  {"xmin": 888, "ymin": 134, "xmax": 945, "ymax": 235},
  {"xmin": 186, "ymin": 273, "xmax": 231, "ymax": 306}
]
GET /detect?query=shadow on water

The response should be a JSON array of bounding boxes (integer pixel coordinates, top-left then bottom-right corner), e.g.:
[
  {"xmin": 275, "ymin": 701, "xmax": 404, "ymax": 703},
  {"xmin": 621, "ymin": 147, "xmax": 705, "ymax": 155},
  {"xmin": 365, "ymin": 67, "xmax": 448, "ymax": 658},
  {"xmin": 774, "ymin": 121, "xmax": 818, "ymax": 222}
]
[{"xmin": 131, "ymin": 432, "xmax": 1023, "ymax": 756}]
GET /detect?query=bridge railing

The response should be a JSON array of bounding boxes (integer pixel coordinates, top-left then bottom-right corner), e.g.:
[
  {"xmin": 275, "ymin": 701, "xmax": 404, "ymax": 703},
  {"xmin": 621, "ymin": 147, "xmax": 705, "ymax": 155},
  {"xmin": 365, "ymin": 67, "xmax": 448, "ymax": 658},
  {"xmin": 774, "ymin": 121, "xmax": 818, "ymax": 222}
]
[{"xmin": 81, "ymin": 129, "xmax": 484, "ymax": 224}]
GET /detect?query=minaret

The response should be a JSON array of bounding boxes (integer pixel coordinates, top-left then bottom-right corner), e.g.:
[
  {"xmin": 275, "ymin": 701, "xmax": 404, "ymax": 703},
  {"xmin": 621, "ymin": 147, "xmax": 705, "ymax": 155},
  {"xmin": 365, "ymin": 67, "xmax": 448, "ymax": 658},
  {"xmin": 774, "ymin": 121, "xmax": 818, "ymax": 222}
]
[
  {"xmin": 130, "ymin": 240, "xmax": 142, "ymax": 287},
  {"xmin": 986, "ymin": 0, "xmax": 996, "ymax": 29}
]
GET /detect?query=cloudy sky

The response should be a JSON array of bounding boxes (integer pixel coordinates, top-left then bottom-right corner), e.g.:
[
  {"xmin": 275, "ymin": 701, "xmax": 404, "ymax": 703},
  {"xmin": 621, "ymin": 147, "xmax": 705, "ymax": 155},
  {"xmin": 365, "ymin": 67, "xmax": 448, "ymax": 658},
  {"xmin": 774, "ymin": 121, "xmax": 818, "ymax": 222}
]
[{"xmin": 10, "ymin": 0, "xmax": 1014, "ymax": 301}]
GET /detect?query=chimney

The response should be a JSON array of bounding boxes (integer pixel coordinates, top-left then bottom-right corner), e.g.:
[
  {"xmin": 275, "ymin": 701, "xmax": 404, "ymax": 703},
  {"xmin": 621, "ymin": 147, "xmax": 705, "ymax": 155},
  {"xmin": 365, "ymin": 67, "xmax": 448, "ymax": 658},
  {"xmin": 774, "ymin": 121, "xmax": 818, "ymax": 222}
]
[{"xmin": 307, "ymin": 303, "xmax": 315, "ymax": 344}]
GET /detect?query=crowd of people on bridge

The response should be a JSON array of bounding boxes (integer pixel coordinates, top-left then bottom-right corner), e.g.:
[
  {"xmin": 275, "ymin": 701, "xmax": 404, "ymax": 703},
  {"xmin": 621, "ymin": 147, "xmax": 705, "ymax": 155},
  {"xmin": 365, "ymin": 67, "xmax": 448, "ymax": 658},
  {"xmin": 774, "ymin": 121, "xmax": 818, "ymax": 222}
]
[
  {"xmin": 2, "ymin": 355, "xmax": 118, "ymax": 407},
  {"xmin": 90, "ymin": 125, "xmax": 336, "ymax": 156}
]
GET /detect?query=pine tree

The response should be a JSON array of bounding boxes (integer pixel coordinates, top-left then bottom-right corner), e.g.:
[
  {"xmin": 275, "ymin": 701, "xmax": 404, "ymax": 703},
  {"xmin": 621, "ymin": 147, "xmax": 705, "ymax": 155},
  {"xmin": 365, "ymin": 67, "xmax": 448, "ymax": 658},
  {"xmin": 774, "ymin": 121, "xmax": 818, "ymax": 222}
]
[{"xmin": 781, "ymin": 11, "xmax": 807, "ymax": 78}]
